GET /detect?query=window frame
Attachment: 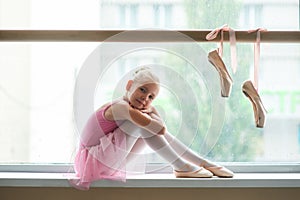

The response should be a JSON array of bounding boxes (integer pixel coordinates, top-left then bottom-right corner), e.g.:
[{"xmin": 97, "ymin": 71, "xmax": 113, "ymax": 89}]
[
  {"xmin": 0, "ymin": 29, "xmax": 300, "ymax": 173},
  {"xmin": 0, "ymin": 30, "xmax": 299, "ymax": 42},
  {"xmin": 1, "ymin": 163, "xmax": 300, "ymax": 173}
]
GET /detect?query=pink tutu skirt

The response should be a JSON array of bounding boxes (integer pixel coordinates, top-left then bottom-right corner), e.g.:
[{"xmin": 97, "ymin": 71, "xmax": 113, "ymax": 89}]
[{"xmin": 69, "ymin": 128, "xmax": 127, "ymax": 190}]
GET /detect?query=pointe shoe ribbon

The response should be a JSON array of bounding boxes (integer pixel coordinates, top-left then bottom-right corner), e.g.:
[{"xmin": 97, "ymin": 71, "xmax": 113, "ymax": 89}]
[
  {"xmin": 206, "ymin": 24, "xmax": 237, "ymax": 73},
  {"xmin": 247, "ymin": 28, "xmax": 267, "ymax": 90},
  {"xmin": 242, "ymin": 80, "xmax": 267, "ymax": 128}
]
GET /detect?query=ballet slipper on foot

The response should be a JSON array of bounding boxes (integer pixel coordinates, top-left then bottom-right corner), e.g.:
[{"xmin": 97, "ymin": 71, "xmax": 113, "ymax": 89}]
[
  {"xmin": 174, "ymin": 167, "xmax": 213, "ymax": 178},
  {"xmin": 205, "ymin": 166, "xmax": 234, "ymax": 178}
]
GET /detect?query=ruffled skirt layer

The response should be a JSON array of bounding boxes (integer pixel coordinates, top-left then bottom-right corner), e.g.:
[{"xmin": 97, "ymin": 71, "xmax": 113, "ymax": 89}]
[{"xmin": 69, "ymin": 128, "xmax": 126, "ymax": 190}]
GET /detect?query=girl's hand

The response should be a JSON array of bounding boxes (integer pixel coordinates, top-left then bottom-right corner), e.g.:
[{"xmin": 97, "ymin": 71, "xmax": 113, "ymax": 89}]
[
  {"xmin": 132, "ymin": 106, "xmax": 166, "ymax": 135},
  {"xmin": 109, "ymin": 100, "xmax": 166, "ymax": 135},
  {"xmin": 140, "ymin": 106, "xmax": 154, "ymax": 114}
]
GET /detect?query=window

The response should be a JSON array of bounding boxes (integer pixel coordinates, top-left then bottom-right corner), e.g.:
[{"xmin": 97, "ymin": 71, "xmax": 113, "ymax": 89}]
[
  {"xmin": 240, "ymin": 4, "xmax": 263, "ymax": 28},
  {"xmin": 0, "ymin": 0, "xmax": 299, "ymax": 173},
  {"xmin": 153, "ymin": 4, "xmax": 173, "ymax": 27},
  {"xmin": 119, "ymin": 4, "xmax": 139, "ymax": 28}
]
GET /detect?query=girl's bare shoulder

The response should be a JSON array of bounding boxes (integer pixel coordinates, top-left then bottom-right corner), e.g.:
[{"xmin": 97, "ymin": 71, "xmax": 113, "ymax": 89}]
[
  {"xmin": 104, "ymin": 99, "xmax": 131, "ymax": 120},
  {"xmin": 111, "ymin": 99, "xmax": 130, "ymax": 108}
]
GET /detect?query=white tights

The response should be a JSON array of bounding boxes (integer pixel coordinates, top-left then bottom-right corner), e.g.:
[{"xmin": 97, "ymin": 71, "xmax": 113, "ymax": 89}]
[{"xmin": 119, "ymin": 121, "xmax": 215, "ymax": 171}]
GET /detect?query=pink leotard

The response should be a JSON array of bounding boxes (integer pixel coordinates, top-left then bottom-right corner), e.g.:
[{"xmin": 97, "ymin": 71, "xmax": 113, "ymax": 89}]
[
  {"xmin": 80, "ymin": 102, "xmax": 122, "ymax": 147},
  {"xmin": 69, "ymin": 101, "xmax": 127, "ymax": 190}
]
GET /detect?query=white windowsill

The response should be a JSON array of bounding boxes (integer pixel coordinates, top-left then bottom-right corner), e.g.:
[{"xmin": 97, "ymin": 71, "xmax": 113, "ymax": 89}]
[{"xmin": 1, "ymin": 172, "xmax": 300, "ymax": 188}]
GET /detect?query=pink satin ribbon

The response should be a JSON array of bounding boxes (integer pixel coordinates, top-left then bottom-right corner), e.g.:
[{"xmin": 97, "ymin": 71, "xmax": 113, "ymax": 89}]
[
  {"xmin": 207, "ymin": 25, "xmax": 267, "ymax": 91},
  {"xmin": 206, "ymin": 24, "xmax": 237, "ymax": 74},
  {"xmin": 248, "ymin": 28, "xmax": 267, "ymax": 91}
]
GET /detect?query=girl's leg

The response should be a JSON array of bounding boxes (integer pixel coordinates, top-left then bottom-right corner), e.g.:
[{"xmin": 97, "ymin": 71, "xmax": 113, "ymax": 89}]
[
  {"xmin": 120, "ymin": 121, "xmax": 201, "ymax": 172},
  {"xmin": 163, "ymin": 131, "xmax": 215, "ymax": 167},
  {"xmin": 126, "ymin": 137, "xmax": 146, "ymax": 163},
  {"xmin": 139, "ymin": 129, "xmax": 191, "ymax": 171},
  {"xmin": 122, "ymin": 121, "xmax": 146, "ymax": 163},
  {"xmin": 164, "ymin": 131, "xmax": 234, "ymax": 177}
]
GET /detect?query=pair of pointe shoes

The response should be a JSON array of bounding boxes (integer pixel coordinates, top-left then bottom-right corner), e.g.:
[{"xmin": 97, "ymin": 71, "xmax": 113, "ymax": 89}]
[
  {"xmin": 208, "ymin": 49, "xmax": 266, "ymax": 128},
  {"xmin": 174, "ymin": 164, "xmax": 234, "ymax": 178}
]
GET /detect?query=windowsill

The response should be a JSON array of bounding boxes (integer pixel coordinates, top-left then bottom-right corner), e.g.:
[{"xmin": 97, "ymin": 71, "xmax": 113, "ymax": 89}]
[{"xmin": 1, "ymin": 172, "xmax": 300, "ymax": 188}]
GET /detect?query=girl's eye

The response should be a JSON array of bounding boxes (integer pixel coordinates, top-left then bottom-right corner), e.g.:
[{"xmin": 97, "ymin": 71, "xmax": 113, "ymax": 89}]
[
  {"xmin": 140, "ymin": 87, "xmax": 146, "ymax": 93},
  {"xmin": 149, "ymin": 95, "xmax": 154, "ymax": 100}
]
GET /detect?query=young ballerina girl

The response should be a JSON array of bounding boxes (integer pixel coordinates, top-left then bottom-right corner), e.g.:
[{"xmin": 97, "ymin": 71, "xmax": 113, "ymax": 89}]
[{"xmin": 69, "ymin": 67, "xmax": 233, "ymax": 190}]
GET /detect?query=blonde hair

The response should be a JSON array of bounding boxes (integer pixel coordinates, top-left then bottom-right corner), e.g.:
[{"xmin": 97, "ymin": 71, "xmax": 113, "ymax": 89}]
[{"xmin": 132, "ymin": 66, "xmax": 160, "ymax": 85}]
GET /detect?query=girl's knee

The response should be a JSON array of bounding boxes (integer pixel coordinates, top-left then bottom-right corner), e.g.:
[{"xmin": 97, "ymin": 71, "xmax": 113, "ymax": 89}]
[
  {"xmin": 139, "ymin": 128, "xmax": 156, "ymax": 139},
  {"xmin": 119, "ymin": 121, "xmax": 155, "ymax": 139},
  {"xmin": 119, "ymin": 121, "xmax": 143, "ymax": 138}
]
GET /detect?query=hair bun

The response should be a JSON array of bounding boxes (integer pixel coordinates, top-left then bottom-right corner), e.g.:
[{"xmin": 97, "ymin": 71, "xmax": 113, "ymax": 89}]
[
  {"xmin": 132, "ymin": 66, "xmax": 160, "ymax": 84},
  {"xmin": 134, "ymin": 66, "xmax": 151, "ymax": 75}
]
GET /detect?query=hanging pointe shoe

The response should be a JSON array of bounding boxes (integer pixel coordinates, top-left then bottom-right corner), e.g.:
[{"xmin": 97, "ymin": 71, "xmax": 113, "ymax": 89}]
[
  {"xmin": 208, "ymin": 50, "xmax": 233, "ymax": 97},
  {"xmin": 174, "ymin": 164, "xmax": 213, "ymax": 178},
  {"xmin": 242, "ymin": 80, "xmax": 267, "ymax": 128}
]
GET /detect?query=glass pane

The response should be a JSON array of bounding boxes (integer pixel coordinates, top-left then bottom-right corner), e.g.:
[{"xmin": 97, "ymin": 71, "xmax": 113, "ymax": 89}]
[
  {"xmin": 196, "ymin": 42, "xmax": 300, "ymax": 163},
  {"xmin": 1, "ymin": 41, "xmax": 299, "ymax": 164},
  {"xmin": 0, "ymin": 0, "xmax": 298, "ymax": 30},
  {"xmin": 0, "ymin": 42, "xmax": 98, "ymax": 163}
]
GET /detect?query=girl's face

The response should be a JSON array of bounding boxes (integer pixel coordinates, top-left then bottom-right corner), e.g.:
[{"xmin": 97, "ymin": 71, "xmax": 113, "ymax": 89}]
[{"xmin": 126, "ymin": 81, "xmax": 160, "ymax": 110}]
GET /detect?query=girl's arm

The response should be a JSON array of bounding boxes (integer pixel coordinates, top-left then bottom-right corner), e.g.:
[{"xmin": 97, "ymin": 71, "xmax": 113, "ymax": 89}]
[
  {"xmin": 106, "ymin": 101, "xmax": 166, "ymax": 135},
  {"xmin": 142, "ymin": 106, "xmax": 165, "ymax": 124},
  {"xmin": 143, "ymin": 106, "xmax": 167, "ymax": 135}
]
